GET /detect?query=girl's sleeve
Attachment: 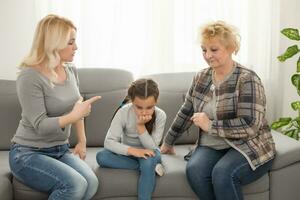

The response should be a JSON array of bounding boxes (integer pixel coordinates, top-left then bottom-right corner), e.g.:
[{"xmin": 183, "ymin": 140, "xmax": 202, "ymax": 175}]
[{"xmin": 104, "ymin": 110, "xmax": 131, "ymax": 155}]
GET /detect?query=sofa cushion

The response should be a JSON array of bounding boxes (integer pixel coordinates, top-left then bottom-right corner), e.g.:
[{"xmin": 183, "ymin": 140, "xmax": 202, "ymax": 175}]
[
  {"xmin": 157, "ymin": 91, "xmax": 199, "ymax": 145},
  {"xmin": 91, "ymin": 146, "xmax": 269, "ymax": 199},
  {"xmin": 69, "ymin": 68, "xmax": 134, "ymax": 147},
  {"xmin": 12, "ymin": 145, "xmax": 269, "ymax": 199},
  {"xmin": 0, "ymin": 151, "xmax": 13, "ymax": 200},
  {"xmin": 271, "ymin": 130, "xmax": 300, "ymax": 170},
  {"xmin": 93, "ymin": 146, "xmax": 197, "ymax": 199},
  {"xmin": 0, "ymin": 80, "xmax": 21, "ymax": 150},
  {"xmin": 69, "ymin": 90, "xmax": 130, "ymax": 147},
  {"xmin": 77, "ymin": 68, "xmax": 134, "ymax": 94},
  {"xmin": 0, "ymin": 170, "xmax": 13, "ymax": 200},
  {"xmin": 13, "ymin": 180, "xmax": 47, "ymax": 200}
]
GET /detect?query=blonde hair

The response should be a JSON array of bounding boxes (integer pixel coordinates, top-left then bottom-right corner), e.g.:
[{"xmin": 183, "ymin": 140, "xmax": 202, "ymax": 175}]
[
  {"xmin": 20, "ymin": 14, "xmax": 76, "ymax": 74},
  {"xmin": 199, "ymin": 20, "xmax": 240, "ymax": 54}
]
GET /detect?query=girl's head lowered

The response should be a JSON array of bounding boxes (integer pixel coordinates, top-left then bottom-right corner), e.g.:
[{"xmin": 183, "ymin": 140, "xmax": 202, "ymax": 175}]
[
  {"xmin": 128, "ymin": 78, "xmax": 159, "ymax": 114},
  {"xmin": 119, "ymin": 78, "xmax": 159, "ymax": 134}
]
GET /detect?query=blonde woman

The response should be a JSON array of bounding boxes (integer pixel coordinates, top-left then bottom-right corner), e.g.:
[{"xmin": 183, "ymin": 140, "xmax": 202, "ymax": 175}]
[
  {"xmin": 161, "ymin": 21, "xmax": 276, "ymax": 200},
  {"xmin": 9, "ymin": 14, "xmax": 100, "ymax": 200}
]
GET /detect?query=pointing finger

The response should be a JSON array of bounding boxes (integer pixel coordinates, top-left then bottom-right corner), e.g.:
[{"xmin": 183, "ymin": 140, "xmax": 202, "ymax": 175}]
[{"xmin": 85, "ymin": 96, "xmax": 101, "ymax": 104}]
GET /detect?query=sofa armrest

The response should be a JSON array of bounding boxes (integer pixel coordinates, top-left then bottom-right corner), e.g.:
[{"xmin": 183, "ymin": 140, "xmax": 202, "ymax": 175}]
[{"xmin": 271, "ymin": 130, "xmax": 300, "ymax": 170}]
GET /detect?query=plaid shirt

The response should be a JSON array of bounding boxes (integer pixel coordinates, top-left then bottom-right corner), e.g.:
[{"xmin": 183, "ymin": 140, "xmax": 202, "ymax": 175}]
[{"xmin": 165, "ymin": 62, "xmax": 276, "ymax": 170}]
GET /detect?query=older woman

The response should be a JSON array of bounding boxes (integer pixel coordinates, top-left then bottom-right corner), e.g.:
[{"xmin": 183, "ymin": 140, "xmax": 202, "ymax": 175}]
[{"xmin": 161, "ymin": 21, "xmax": 276, "ymax": 200}]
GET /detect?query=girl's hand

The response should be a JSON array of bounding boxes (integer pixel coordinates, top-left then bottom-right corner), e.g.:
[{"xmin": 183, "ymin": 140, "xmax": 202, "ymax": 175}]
[
  {"xmin": 136, "ymin": 114, "xmax": 152, "ymax": 134},
  {"xmin": 127, "ymin": 147, "xmax": 155, "ymax": 159},
  {"xmin": 136, "ymin": 114, "xmax": 152, "ymax": 125},
  {"xmin": 190, "ymin": 112, "xmax": 211, "ymax": 132},
  {"xmin": 160, "ymin": 143, "xmax": 175, "ymax": 154},
  {"xmin": 73, "ymin": 141, "xmax": 87, "ymax": 160},
  {"xmin": 71, "ymin": 96, "xmax": 101, "ymax": 121}
]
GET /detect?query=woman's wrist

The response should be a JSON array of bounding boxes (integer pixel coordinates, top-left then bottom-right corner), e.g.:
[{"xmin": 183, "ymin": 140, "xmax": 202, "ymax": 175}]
[
  {"xmin": 77, "ymin": 139, "xmax": 86, "ymax": 145},
  {"xmin": 59, "ymin": 113, "xmax": 75, "ymax": 128}
]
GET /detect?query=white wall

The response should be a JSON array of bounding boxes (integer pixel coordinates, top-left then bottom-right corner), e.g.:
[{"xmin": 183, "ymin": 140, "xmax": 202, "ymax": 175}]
[
  {"xmin": 279, "ymin": 0, "xmax": 300, "ymax": 118},
  {"xmin": 0, "ymin": 0, "xmax": 299, "ymax": 120},
  {"xmin": 0, "ymin": 0, "xmax": 36, "ymax": 80}
]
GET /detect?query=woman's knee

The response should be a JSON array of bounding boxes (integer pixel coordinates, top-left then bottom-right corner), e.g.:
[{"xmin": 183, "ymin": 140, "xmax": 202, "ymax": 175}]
[
  {"xmin": 62, "ymin": 174, "xmax": 89, "ymax": 199},
  {"xmin": 186, "ymin": 159, "xmax": 212, "ymax": 186},
  {"xmin": 186, "ymin": 158, "xmax": 201, "ymax": 178},
  {"xmin": 212, "ymin": 164, "xmax": 231, "ymax": 188},
  {"xmin": 85, "ymin": 172, "xmax": 99, "ymax": 198}
]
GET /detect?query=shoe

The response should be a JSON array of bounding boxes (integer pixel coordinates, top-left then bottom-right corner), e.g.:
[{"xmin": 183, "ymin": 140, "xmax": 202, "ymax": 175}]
[{"xmin": 155, "ymin": 163, "xmax": 165, "ymax": 177}]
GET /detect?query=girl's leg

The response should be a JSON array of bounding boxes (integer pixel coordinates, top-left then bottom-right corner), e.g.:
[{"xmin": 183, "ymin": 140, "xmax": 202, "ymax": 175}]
[
  {"xmin": 96, "ymin": 149, "xmax": 139, "ymax": 170},
  {"xmin": 59, "ymin": 151, "xmax": 99, "ymax": 200},
  {"xmin": 9, "ymin": 144, "xmax": 88, "ymax": 200},
  {"xmin": 186, "ymin": 146, "xmax": 227, "ymax": 200},
  {"xmin": 97, "ymin": 149, "xmax": 161, "ymax": 200},
  {"xmin": 137, "ymin": 149, "xmax": 161, "ymax": 200},
  {"xmin": 212, "ymin": 148, "xmax": 273, "ymax": 200}
]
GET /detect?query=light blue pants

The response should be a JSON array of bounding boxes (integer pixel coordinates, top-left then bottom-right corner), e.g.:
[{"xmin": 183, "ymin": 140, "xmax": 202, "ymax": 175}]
[
  {"xmin": 96, "ymin": 149, "xmax": 161, "ymax": 200},
  {"xmin": 9, "ymin": 143, "xmax": 98, "ymax": 200}
]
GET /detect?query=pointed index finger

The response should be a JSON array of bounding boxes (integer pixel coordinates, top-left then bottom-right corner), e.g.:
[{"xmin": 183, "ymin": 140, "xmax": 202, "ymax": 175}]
[{"xmin": 85, "ymin": 96, "xmax": 101, "ymax": 104}]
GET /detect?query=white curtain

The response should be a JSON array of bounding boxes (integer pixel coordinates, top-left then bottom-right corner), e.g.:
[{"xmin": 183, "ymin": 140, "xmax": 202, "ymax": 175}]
[{"xmin": 34, "ymin": 0, "xmax": 280, "ymax": 120}]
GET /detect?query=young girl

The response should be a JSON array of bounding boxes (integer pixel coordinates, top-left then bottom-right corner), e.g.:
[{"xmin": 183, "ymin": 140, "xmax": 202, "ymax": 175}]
[{"xmin": 96, "ymin": 78, "xmax": 166, "ymax": 200}]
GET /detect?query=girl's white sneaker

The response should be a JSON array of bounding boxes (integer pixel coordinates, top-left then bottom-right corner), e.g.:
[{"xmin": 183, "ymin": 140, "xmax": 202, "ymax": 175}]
[{"xmin": 155, "ymin": 163, "xmax": 165, "ymax": 176}]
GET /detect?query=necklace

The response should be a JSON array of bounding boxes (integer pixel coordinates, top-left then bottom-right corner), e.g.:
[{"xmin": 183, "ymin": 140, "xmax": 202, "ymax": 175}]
[{"xmin": 212, "ymin": 64, "xmax": 236, "ymax": 86}]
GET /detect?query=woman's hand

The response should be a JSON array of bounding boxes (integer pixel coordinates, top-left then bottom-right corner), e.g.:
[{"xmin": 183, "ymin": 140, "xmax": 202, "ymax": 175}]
[
  {"xmin": 160, "ymin": 143, "xmax": 175, "ymax": 154},
  {"xmin": 59, "ymin": 96, "xmax": 101, "ymax": 128},
  {"xmin": 127, "ymin": 147, "xmax": 155, "ymax": 159},
  {"xmin": 71, "ymin": 96, "xmax": 101, "ymax": 121},
  {"xmin": 190, "ymin": 112, "xmax": 211, "ymax": 132},
  {"xmin": 73, "ymin": 141, "xmax": 87, "ymax": 160}
]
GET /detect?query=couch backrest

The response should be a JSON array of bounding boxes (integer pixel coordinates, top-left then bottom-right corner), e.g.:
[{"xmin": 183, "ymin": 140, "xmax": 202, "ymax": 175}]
[
  {"xmin": 69, "ymin": 68, "xmax": 134, "ymax": 147},
  {"xmin": 0, "ymin": 68, "xmax": 198, "ymax": 150}
]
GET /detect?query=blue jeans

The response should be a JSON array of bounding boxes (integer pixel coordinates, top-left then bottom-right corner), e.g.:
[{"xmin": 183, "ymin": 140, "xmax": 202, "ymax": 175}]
[
  {"xmin": 9, "ymin": 143, "xmax": 98, "ymax": 200},
  {"xmin": 96, "ymin": 149, "xmax": 161, "ymax": 200},
  {"xmin": 186, "ymin": 146, "xmax": 273, "ymax": 200}
]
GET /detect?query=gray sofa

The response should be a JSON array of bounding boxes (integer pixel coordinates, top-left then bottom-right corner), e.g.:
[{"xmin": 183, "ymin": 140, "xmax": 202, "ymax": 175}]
[{"xmin": 1, "ymin": 68, "xmax": 300, "ymax": 200}]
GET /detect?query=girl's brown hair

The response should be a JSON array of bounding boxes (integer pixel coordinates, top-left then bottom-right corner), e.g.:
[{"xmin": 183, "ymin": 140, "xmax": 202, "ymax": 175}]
[{"xmin": 113, "ymin": 78, "xmax": 159, "ymax": 134}]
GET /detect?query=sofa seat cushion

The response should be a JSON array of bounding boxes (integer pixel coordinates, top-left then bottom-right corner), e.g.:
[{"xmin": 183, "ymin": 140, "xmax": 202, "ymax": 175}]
[
  {"xmin": 93, "ymin": 146, "xmax": 196, "ymax": 199},
  {"xmin": 12, "ymin": 179, "xmax": 47, "ymax": 200},
  {"xmin": 92, "ymin": 145, "xmax": 269, "ymax": 199},
  {"xmin": 11, "ymin": 145, "xmax": 269, "ymax": 199},
  {"xmin": 0, "ymin": 151, "xmax": 13, "ymax": 200}
]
